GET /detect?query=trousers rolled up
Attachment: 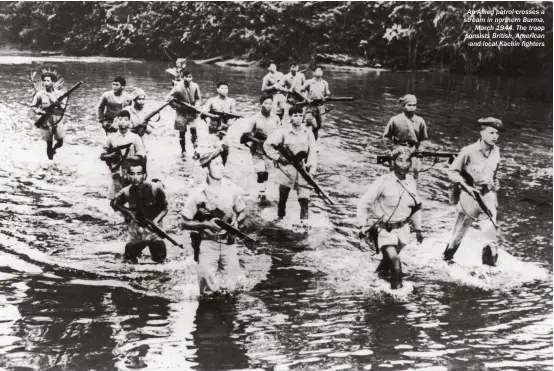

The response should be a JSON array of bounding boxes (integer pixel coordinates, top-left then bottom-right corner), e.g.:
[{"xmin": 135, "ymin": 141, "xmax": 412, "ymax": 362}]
[
  {"xmin": 444, "ymin": 190, "xmax": 498, "ymax": 260},
  {"xmin": 197, "ymin": 239, "xmax": 241, "ymax": 295}
]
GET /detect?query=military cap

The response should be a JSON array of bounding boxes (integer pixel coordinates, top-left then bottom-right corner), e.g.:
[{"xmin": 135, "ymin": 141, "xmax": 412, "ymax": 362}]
[{"xmin": 478, "ymin": 117, "xmax": 503, "ymax": 130}]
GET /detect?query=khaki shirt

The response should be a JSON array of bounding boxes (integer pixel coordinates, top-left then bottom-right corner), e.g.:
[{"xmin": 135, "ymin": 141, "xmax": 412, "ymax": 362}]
[
  {"xmin": 246, "ymin": 112, "xmax": 281, "ymax": 154},
  {"xmin": 357, "ymin": 172, "xmax": 422, "ymax": 229},
  {"xmin": 301, "ymin": 78, "xmax": 331, "ymax": 101},
  {"xmin": 167, "ymin": 81, "xmax": 201, "ymax": 115},
  {"xmin": 31, "ymin": 89, "xmax": 65, "ymax": 126},
  {"xmin": 262, "ymin": 72, "xmax": 284, "ymax": 94},
  {"xmin": 277, "ymin": 72, "xmax": 306, "ymax": 93},
  {"xmin": 448, "ymin": 140, "xmax": 500, "ymax": 189},
  {"xmin": 182, "ymin": 179, "xmax": 246, "ymax": 238},
  {"xmin": 383, "ymin": 113, "xmax": 428, "ymax": 150},
  {"xmin": 102, "ymin": 131, "xmax": 146, "ymax": 172},
  {"xmin": 203, "ymin": 96, "xmax": 236, "ymax": 125},
  {"xmin": 263, "ymin": 126, "xmax": 317, "ymax": 169}
]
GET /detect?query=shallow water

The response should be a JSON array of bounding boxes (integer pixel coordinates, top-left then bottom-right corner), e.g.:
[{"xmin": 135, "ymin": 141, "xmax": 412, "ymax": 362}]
[{"xmin": 0, "ymin": 60, "xmax": 552, "ymax": 370}]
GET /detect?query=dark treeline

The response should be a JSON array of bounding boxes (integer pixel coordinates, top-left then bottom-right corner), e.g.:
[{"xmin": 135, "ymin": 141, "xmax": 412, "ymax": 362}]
[{"xmin": 0, "ymin": 1, "xmax": 551, "ymax": 76}]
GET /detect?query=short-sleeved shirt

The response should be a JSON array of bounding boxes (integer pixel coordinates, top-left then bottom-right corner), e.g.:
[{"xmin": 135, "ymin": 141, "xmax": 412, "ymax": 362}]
[
  {"xmin": 113, "ymin": 181, "xmax": 168, "ymax": 220},
  {"xmin": 301, "ymin": 78, "xmax": 330, "ymax": 101},
  {"xmin": 448, "ymin": 140, "xmax": 500, "ymax": 187},
  {"xmin": 97, "ymin": 91, "xmax": 132, "ymax": 122},
  {"xmin": 383, "ymin": 113, "xmax": 428, "ymax": 149},
  {"xmin": 263, "ymin": 126, "xmax": 317, "ymax": 169},
  {"xmin": 167, "ymin": 81, "xmax": 201, "ymax": 115},
  {"xmin": 279, "ymin": 72, "xmax": 306, "ymax": 93},
  {"xmin": 204, "ymin": 96, "xmax": 236, "ymax": 125},
  {"xmin": 262, "ymin": 72, "xmax": 284, "ymax": 95},
  {"xmin": 357, "ymin": 172, "xmax": 421, "ymax": 227},
  {"xmin": 248, "ymin": 112, "xmax": 281, "ymax": 154},
  {"xmin": 31, "ymin": 89, "xmax": 65, "ymax": 126},
  {"xmin": 182, "ymin": 179, "xmax": 245, "ymax": 237},
  {"xmin": 102, "ymin": 131, "xmax": 146, "ymax": 172}
]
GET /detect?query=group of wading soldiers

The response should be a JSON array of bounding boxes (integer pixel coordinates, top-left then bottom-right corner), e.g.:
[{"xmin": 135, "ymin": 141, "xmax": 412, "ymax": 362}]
[{"xmin": 30, "ymin": 63, "xmax": 502, "ymax": 293}]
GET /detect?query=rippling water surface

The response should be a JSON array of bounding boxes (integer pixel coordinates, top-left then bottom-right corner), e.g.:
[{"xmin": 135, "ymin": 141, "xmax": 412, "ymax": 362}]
[{"xmin": 0, "ymin": 59, "xmax": 552, "ymax": 370}]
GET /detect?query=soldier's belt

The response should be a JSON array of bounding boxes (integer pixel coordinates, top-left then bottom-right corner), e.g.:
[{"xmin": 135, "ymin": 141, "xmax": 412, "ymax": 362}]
[{"xmin": 378, "ymin": 219, "xmax": 409, "ymax": 232}]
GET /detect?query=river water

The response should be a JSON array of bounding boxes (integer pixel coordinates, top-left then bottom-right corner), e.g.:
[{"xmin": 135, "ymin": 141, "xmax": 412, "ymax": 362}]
[{"xmin": 0, "ymin": 60, "xmax": 552, "ymax": 371}]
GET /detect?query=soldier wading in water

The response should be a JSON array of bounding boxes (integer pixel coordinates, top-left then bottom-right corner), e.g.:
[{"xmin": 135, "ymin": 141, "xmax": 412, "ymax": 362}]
[
  {"xmin": 443, "ymin": 118, "xmax": 502, "ymax": 266},
  {"xmin": 357, "ymin": 147, "xmax": 424, "ymax": 289}
]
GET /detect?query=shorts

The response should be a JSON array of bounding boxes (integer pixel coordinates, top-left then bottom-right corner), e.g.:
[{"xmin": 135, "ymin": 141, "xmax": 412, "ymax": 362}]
[
  {"xmin": 377, "ymin": 224, "xmax": 410, "ymax": 248},
  {"xmin": 276, "ymin": 164, "xmax": 311, "ymax": 199},
  {"xmin": 252, "ymin": 151, "xmax": 273, "ymax": 173},
  {"xmin": 174, "ymin": 112, "xmax": 198, "ymax": 132},
  {"xmin": 41, "ymin": 122, "xmax": 65, "ymax": 141}
]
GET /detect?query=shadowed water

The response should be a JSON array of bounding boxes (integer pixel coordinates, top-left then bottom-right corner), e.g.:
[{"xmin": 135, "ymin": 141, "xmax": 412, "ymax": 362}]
[{"xmin": 0, "ymin": 60, "xmax": 551, "ymax": 370}]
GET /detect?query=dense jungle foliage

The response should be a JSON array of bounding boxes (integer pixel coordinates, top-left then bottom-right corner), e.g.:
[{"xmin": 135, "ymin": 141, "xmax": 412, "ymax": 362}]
[{"xmin": 0, "ymin": 1, "xmax": 551, "ymax": 75}]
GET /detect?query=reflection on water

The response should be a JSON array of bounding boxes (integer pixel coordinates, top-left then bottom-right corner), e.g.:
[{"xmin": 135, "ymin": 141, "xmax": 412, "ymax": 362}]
[{"xmin": 0, "ymin": 60, "xmax": 552, "ymax": 370}]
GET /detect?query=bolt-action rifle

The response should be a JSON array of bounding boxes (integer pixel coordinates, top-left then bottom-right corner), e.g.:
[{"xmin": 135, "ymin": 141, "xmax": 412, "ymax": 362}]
[
  {"xmin": 111, "ymin": 202, "xmax": 187, "ymax": 250},
  {"xmin": 34, "ymin": 81, "xmax": 83, "ymax": 127},
  {"xmin": 273, "ymin": 145, "xmax": 335, "ymax": 205},
  {"xmin": 131, "ymin": 99, "xmax": 175, "ymax": 136}
]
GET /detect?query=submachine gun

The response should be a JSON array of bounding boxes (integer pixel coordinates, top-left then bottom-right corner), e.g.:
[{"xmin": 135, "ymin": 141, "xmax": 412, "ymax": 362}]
[
  {"xmin": 34, "ymin": 81, "xmax": 83, "ymax": 127},
  {"xmin": 190, "ymin": 204, "xmax": 257, "ymax": 262}
]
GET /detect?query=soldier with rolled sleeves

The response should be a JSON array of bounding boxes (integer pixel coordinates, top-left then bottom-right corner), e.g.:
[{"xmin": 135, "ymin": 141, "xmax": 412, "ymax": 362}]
[
  {"xmin": 111, "ymin": 163, "xmax": 168, "ymax": 264},
  {"xmin": 263, "ymin": 105, "xmax": 317, "ymax": 231},
  {"xmin": 241, "ymin": 93, "xmax": 281, "ymax": 203},
  {"xmin": 30, "ymin": 71, "xmax": 66, "ymax": 160},
  {"xmin": 357, "ymin": 147, "xmax": 424, "ymax": 290},
  {"xmin": 443, "ymin": 118, "xmax": 502, "ymax": 266},
  {"xmin": 179, "ymin": 147, "xmax": 247, "ymax": 296},
  {"xmin": 166, "ymin": 69, "xmax": 202, "ymax": 156},
  {"xmin": 383, "ymin": 94, "xmax": 429, "ymax": 179},
  {"xmin": 100, "ymin": 110, "xmax": 146, "ymax": 198}
]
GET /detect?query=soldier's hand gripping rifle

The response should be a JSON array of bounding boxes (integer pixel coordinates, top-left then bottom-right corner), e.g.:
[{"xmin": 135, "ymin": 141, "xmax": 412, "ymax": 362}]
[
  {"xmin": 34, "ymin": 81, "xmax": 83, "ymax": 128},
  {"xmin": 193, "ymin": 205, "xmax": 257, "ymax": 252},
  {"xmin": 209, "ymin": 110, "xmax": 244, "ymax": 120},
  {"xmin": 458, "ymin": 169, "xmax": 498, "ymax": 230},
  {"xmin": 131, "ymin": 99, "xmax": 175, "ymax": 136},
  {"xmin": 111, "ymin": 202, "xmax": 187, "ymax": 250},
  {"xmin": 172, "ymin": 99, "xmax": 219, "ymax": 119},
  {"xmin": 274, "ymin": 145, "xmax": 335, "ymax": 205}
]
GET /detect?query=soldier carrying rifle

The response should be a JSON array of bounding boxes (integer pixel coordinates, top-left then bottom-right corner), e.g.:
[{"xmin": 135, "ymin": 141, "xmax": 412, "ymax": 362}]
[
  {"xmin": 111, "ymin": 163, "xmax": 169, "ymax": 264},
  {"xmin": 357, "ymin": 147, "xmax": 424, "ymax": 290},
  {"xmin": 383, "ymin": 94, "xmax": 429, "ymax": 179},
  {"xmin": 443, "ymin": 118, "xmax": 502, "ymax": 266}
]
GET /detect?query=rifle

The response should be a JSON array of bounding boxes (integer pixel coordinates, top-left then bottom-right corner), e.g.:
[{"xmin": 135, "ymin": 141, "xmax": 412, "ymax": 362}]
[
  {"xmin": 111, "ymin": 203, "xmax": 187, "ymax": 250},
  {"xmin": 210, "ymin": 110, "xmax": 244, "ymax": 120},
  {"xmin": 284, "ymin": 69, "xmax": 307, "ymax": 100},
  {"xmin": 194, "ymin": 206, "xmax": 257, "ymax": 252},
  {"xmin": 377, "ymin": 151, "xmax": 458, "ymax": 166},
  {"xmin": 34, "ymin": 81, "xmax": 83, "ymax": 127},
  {"xmin": 103, "ymin": 142, "xmax": 142, "ymax": 172},
  {"xmin": 131, "ymin": 99, "xmax": 175, "ymax": 135},
  {"xmin": 172, "ymin": 100, "xmax": 219, "ymax": 119},
  {"xmin": 459, "ymin": 169, "xmax": 498, "ymax": 229},
  {"xmin": 274, "ymin": 145, "xmax": 335, "ymax": 205},
  {"xmin": 294, "ymin": 96, "xmax": 355, "ymax": 108}
]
